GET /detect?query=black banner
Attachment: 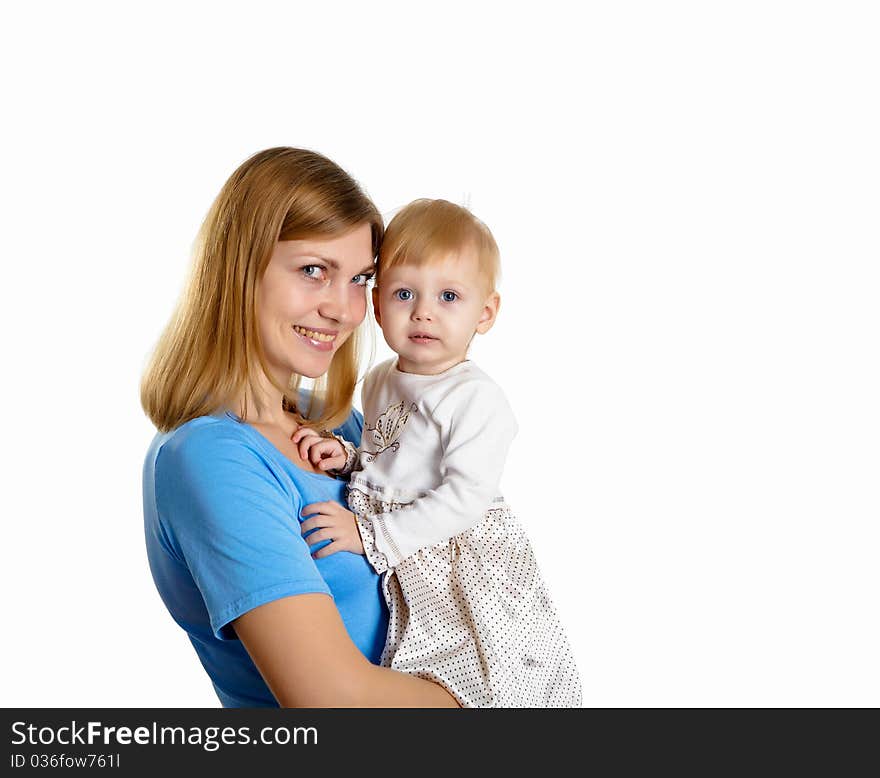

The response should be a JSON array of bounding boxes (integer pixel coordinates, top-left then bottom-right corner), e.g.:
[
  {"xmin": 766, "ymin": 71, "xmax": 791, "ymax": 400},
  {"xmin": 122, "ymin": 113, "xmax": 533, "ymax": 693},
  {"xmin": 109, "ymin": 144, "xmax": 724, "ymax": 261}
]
[
  {"xmin": 1, "ymin": 709, "xmax": 874, "ymax": 772},
  {"xmin": 1, "ymin": 709, "xmax": 583, "ymax": 771}
]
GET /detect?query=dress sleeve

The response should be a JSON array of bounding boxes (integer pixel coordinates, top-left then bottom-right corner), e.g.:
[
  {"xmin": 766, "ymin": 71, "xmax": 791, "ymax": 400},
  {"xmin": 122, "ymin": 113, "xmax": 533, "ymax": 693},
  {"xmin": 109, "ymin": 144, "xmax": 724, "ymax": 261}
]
[
  {"xmin": 154, "ymin": 424, "xmax": 331, "ymax": 639},
  {"xmin": 366, "ymin": 380, "xmax": 518, "ymax": 568},
  {"xmin": 327, "ymin": 403, "xmax": 364, "ymax": 476},
  {"xmin": 328, "ymin": 436, "xmax": 360, "ymax": 476}
]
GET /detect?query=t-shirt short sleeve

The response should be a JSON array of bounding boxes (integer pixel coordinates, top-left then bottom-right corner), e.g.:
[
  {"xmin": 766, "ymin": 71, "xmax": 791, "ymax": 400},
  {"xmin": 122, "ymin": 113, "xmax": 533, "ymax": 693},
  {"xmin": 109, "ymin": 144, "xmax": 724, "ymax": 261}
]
[{"xmin": 154, "ymin": 422, "xmax": 331, "ymax": 639}]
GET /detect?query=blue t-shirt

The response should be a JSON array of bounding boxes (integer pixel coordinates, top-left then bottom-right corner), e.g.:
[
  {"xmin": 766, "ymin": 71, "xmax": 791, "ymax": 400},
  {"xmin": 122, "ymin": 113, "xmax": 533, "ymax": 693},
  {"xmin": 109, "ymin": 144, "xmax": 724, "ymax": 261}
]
[{"xmin": 142, "ymin": 408, "xmax": 388, "ymax": 707}]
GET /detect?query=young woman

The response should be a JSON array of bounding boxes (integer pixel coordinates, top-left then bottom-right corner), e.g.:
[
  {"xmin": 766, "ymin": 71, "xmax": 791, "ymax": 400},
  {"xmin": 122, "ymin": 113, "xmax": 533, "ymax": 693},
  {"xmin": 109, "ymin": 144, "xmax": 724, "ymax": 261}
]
[{"xmin": 141, "ymin": 147, "xmax": 458, "ymax": 707}]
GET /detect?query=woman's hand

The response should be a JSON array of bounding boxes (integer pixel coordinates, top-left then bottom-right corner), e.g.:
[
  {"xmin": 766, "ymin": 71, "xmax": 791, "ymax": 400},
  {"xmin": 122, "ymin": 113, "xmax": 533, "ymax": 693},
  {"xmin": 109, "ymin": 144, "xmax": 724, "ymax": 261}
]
[
  {"xmin": 301, "ymin": 501, "xmax": 365, "ymax": 558},
  {"xmin": 291, "ymin": 427, "xmax": 348, "ymax": 471}
]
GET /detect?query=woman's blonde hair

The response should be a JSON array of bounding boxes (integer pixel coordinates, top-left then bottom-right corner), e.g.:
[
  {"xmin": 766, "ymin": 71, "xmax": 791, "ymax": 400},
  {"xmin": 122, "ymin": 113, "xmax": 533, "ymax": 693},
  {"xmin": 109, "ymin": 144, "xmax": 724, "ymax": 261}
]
[
  {"xmin": 141, "ymin": 147, "xmax": 383, "ymax": 433},
  {"xmin": 377, "ymin": 199, "xmax": 500, "ymax": 294}
]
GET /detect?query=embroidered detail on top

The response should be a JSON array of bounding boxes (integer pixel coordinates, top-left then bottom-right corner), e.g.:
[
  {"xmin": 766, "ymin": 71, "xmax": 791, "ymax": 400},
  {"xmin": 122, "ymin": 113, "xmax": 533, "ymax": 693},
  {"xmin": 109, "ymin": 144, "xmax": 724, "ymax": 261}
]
[{"xmin": 362, "ymin": 400, "xmax": 418, "ymax": 463}]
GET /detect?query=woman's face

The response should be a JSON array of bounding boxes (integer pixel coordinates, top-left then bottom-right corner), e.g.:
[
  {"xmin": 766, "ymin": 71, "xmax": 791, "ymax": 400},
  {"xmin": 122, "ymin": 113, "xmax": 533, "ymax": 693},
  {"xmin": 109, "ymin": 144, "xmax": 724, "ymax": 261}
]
[{"xmin": 257, "ymin": 222, "xmax": 375, "ymax": 381}]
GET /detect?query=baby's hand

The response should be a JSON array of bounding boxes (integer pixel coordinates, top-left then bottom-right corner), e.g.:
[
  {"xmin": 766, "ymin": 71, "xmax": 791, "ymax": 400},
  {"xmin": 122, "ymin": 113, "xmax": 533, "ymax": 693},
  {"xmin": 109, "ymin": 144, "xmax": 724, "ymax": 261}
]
[
  {"xmin": 290, "ymin": 427, "xmax": 348, "ymax": 472},
  {"xmin": 300, "ymin": 501, "xmax": 365, "ymax": 558}
]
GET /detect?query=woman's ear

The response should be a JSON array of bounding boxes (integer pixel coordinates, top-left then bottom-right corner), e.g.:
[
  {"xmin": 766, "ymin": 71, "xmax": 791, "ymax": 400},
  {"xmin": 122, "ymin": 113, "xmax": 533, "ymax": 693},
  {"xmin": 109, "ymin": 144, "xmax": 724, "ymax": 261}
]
[
  {"xmin": 372, "ymin": 286, "xmax": 382, "ymax": 327},
  {"xmin": 475, "ymin": 291, "xmax": 500, "ymax": 335}
]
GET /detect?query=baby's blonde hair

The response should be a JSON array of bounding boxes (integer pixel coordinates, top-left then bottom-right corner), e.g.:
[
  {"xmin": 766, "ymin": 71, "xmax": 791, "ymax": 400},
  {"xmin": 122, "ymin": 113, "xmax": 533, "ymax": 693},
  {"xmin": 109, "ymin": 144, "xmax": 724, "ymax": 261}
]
[{"xmin": 377, "ymin": 199, "xmax": 499, "ymax": 294}]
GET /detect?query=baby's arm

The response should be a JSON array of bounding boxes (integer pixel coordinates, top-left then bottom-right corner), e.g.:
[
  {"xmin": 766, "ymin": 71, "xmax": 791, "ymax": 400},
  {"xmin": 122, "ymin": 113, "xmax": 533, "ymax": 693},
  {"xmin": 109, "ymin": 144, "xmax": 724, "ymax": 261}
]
[
  {"xmin": 358, "ymin": 380, "xmax": 518, "ymax": 569},
  {"xmin": 291, "ymin": 427, "xmax": 360, "ymax": 475}
]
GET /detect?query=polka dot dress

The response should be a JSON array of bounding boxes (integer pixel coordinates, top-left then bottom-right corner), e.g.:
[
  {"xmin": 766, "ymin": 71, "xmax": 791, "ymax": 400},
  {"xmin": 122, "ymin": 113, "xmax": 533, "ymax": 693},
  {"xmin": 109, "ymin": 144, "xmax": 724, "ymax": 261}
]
[{"xmin": 349, "ymin": 489, "xmax": 583, "ymax": 708}]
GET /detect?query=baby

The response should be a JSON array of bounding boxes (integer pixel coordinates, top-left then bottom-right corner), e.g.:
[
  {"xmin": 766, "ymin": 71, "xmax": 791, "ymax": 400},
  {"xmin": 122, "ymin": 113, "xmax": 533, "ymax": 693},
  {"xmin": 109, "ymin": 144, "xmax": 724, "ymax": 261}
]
[{"xmin": 293, "ymin": 199, "xmax": 582, "ymax": 707}]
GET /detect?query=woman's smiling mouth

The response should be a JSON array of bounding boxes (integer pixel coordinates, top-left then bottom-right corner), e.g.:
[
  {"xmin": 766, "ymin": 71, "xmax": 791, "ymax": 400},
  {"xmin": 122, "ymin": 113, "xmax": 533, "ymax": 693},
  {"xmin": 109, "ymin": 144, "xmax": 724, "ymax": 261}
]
[{"xmin": 293, "ymin": 325, "xmax": 337, "ymax": 351}]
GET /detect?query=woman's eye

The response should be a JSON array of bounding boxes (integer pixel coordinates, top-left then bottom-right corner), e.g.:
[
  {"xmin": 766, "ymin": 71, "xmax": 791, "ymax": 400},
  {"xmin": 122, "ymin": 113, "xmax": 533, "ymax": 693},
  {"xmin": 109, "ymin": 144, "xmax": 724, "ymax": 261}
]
[
  {"xmin": 352, "ymin": 273, "xmax": 374, "ymax": 287},
  {"xmin": 301, "ymin": 265, "xmax": 326, "ymax": 281},
  {"xmin": 395, "ymin": 289, "xmax": 413, "ymax": 301},
  {"xmin": 441, "ymin": 290, "xmax": 458, "ymax": 302}
]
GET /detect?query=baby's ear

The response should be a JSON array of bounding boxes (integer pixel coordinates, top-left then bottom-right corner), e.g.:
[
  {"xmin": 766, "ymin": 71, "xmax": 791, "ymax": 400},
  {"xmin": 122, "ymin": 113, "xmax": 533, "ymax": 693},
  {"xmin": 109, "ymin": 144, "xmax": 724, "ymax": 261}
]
[
  {"xmin": 371, "ymin": 286, "xmax": 382, "ymax": 326},
  {"xmin": 475, "ymin": 291, "xmax": 501, "ymax": 335}
]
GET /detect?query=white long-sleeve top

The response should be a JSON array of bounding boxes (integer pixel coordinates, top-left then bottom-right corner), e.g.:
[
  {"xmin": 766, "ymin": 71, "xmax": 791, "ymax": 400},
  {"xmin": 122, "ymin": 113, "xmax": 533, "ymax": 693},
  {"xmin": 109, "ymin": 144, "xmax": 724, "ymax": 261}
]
[{"xmin": 345, "ymin": 358, "xmax": 518, "ymax": 568}]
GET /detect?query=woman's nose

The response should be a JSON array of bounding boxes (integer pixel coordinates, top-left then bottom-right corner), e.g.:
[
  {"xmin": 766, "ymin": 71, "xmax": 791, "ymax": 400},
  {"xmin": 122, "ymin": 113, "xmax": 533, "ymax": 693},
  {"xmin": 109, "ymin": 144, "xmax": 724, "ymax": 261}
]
[{"xmin": 318, "ymin": 281, "xmax": 356, "ymax": 324}]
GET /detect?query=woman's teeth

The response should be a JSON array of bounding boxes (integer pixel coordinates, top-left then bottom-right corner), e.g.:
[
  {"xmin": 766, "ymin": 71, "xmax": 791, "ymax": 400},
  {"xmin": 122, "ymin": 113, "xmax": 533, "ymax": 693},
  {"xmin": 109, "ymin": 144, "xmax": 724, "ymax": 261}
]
[{"xmin": 293, "ymin": 326, "xmax": 335, "ymax": 342}]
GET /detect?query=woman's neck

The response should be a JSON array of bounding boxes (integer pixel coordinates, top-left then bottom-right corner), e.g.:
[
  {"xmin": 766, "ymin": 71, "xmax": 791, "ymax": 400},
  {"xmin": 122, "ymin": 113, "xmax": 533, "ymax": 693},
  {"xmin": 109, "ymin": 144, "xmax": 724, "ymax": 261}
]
[
  {"xmin": 231, "ymin": 375, "xmax": 328, "ymax": 476},
  {"xmin": 233, "ymin": 372, "xmax": 299, "ymax": 433}
]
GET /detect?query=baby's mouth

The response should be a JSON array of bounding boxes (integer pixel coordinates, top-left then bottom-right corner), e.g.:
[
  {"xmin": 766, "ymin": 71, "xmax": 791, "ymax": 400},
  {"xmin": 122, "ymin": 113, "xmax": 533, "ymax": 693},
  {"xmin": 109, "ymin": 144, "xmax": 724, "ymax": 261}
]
[{"xmin": 409, "ymin": 333, "xmax": 438, "ymax": 343}]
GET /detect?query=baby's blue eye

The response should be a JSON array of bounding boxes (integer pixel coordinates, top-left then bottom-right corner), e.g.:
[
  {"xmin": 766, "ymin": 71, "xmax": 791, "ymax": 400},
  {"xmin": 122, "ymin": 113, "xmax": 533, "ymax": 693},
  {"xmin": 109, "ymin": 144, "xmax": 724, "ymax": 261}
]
[
  {"xmin": 441, "ymin": 290, "xmax": 458, "ymax": 302},
  {"xmin": 396, "ymin": 289, "xmax": 413, "ymax": 301}
]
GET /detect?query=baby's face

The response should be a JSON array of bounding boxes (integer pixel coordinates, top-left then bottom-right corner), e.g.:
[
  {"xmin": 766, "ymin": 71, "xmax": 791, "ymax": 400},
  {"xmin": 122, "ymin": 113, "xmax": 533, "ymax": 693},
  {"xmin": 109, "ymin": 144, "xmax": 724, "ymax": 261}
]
[{"xmin": 373, "ymin": 250, "xmax": 499, "ymax": 375}]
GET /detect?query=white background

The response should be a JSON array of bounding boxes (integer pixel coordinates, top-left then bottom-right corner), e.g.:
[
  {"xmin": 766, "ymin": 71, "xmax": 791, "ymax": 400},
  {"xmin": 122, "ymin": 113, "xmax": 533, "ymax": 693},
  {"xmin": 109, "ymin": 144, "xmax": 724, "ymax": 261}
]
[{"xmin": 2, "ymin": 1, "xmax": 878, "ymax": 707}]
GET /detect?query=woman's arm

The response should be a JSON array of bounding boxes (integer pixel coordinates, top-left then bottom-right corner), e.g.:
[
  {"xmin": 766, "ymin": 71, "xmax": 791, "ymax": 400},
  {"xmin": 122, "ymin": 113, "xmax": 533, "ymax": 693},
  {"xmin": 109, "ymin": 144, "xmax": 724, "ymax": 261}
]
[
  {"xmin": 157, "ymin": 421, "xmax": 450, "ymax": 706},
  {"xmin": 234, "ymin": 594, "xmax": 459, "ymax": 707}
]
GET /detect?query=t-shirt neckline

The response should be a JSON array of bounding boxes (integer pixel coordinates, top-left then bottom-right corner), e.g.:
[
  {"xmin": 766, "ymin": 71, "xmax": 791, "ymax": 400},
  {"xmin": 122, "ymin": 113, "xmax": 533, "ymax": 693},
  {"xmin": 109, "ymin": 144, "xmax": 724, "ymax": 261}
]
[{"xmin": 221, "ymin": 411, "xmax": 339, "ymax": 482}]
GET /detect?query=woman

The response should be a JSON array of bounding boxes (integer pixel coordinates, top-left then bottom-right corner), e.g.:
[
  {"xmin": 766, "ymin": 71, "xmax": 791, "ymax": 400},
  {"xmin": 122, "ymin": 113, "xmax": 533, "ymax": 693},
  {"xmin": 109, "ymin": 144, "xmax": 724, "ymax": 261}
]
[{"xmin": 141, "ymin": 147, "xmax": 458, "ymax": 707}]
